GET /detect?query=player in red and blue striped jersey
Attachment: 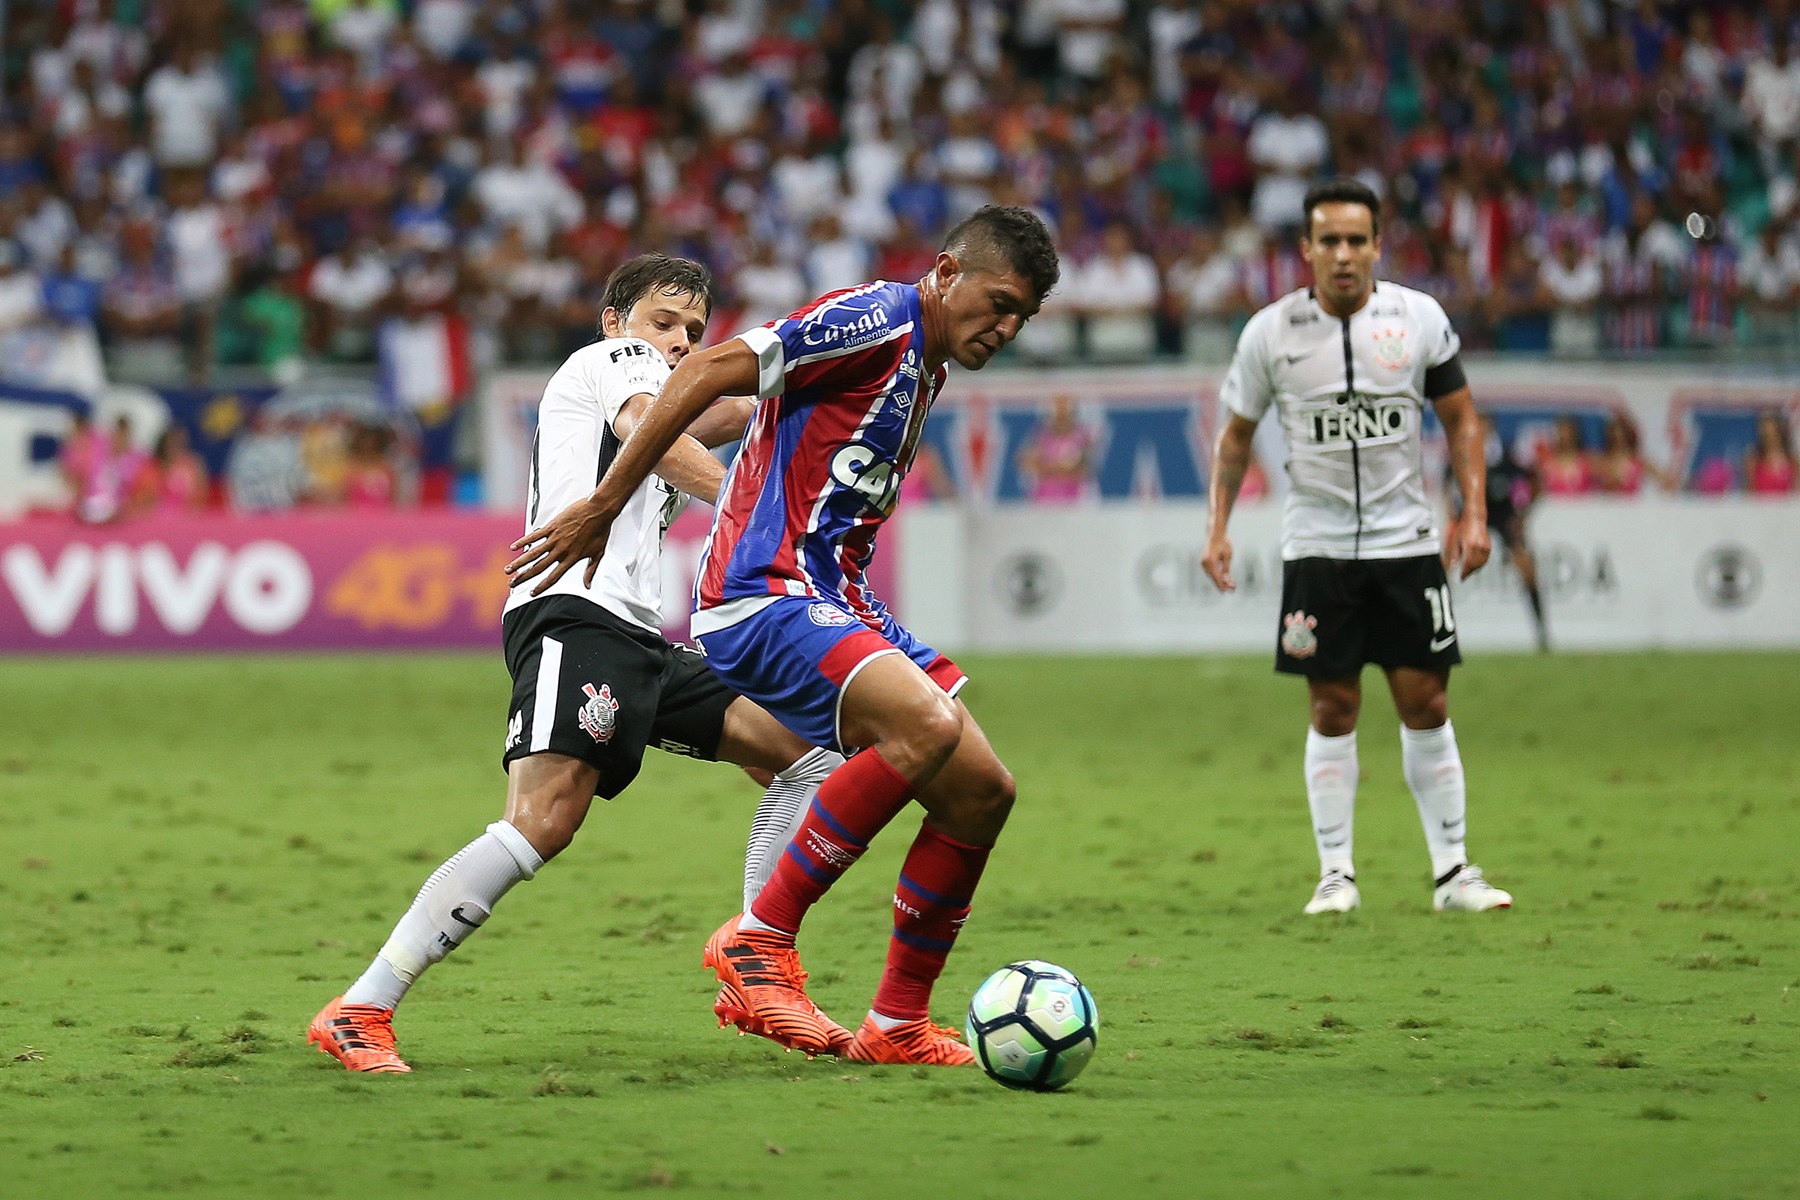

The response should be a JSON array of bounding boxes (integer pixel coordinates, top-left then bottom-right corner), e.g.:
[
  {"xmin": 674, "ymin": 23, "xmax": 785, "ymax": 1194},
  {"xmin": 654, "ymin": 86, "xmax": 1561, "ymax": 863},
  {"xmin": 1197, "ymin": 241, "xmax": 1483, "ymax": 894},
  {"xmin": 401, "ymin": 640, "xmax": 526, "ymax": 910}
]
[{"xmin": 508, "ymin": 206, "xmax": 1060, "ymax": 1065}]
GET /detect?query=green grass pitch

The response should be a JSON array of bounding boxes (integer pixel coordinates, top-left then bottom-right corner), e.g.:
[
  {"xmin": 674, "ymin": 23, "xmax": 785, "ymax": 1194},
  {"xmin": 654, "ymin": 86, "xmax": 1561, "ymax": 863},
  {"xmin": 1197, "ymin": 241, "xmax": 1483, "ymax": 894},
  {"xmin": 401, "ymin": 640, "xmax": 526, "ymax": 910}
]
[{"xmin": 2, "ymin": 651, "xmax": 1797, "ymax": 1199}]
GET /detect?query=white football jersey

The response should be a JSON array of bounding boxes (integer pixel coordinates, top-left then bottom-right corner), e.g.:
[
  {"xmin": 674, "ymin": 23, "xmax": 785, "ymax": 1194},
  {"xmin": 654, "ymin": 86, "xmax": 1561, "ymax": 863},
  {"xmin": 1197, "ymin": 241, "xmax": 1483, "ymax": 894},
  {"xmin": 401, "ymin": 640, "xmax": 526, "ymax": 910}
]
[
  {"xmin": 503, "ymin": 336, "xmax": 689, "ymax": 631},
  {"xmin": 1221, "ymin": 282, "xmax": 1461, "ymax": 561}
]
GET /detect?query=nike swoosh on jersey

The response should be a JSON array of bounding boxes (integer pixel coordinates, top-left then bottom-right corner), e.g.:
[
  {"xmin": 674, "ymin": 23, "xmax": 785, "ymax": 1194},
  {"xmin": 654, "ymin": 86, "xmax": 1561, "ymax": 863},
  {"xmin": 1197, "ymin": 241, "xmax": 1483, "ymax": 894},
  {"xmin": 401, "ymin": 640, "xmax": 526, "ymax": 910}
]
[{"xmin": 1429, "ymin": 635, "xmax": 1458, "ymax": 652}]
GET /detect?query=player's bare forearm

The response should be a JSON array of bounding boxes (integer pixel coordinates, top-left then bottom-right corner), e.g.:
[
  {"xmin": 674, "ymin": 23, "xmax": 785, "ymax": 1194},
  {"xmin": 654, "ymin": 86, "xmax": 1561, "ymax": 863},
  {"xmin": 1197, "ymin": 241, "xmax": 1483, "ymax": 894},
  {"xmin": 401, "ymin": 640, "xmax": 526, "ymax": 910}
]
[
  {"xmin": 1433, "ymin": 387, "xmax": 1492, "ymax": 578},
  {"xmin": 686, "ymin": 396, "xmax": 756, "ymax": 449},
  {"xmin": 1435, "ymin": 387, "xmax": 1485, "ymax": 524},
  {"xmin": 613, "ymin": 393, "xmax": 728, "ymax": 504},
  {"xmin": 604, "ymin": 343, "xmax": 756, "ymax": 512},
  {"xmin": 1202, "ymin": 414, "xmax": 1258, "ymax": 592},
  {"xmin": 650, "ymin": 435, "xmax": 726, "ymax": 505},
  {"xmin": 1207, "ymin": 423, "xmax": 1254, "ymax": 537}
]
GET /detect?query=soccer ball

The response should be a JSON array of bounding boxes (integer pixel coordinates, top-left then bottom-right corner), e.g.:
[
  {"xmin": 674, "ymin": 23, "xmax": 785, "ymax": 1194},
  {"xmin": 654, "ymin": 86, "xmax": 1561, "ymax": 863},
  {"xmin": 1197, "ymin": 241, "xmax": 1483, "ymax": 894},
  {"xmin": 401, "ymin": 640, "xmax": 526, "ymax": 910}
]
[{"xmin": 965, "ymin": 960, "xmax": 1098, "ymax": 1091}]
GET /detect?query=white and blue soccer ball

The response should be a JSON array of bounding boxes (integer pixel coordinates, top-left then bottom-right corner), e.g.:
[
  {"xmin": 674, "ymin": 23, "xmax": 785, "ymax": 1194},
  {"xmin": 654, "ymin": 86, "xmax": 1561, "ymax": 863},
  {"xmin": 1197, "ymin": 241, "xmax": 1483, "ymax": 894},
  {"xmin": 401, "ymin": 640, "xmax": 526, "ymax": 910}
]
[{"xmin": 965, "ymin": 960, "xmax": 1098, "ymax": 1091}]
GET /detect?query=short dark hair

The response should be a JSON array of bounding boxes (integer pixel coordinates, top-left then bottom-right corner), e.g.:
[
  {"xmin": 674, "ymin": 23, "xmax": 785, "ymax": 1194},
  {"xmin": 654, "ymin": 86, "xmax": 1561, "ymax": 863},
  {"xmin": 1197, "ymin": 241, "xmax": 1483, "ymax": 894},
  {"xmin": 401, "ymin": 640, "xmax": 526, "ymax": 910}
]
[
  {"xmin": 1301, "ymin": 178, "xmax": 1382, "ymax": 238},
  {"xmin": 600, "ymin": 254, "xmax": 714, "ymax": 328},
  {"xmin": 941, "ymin": 205, "xmax": 1061, "ymax": 301}
]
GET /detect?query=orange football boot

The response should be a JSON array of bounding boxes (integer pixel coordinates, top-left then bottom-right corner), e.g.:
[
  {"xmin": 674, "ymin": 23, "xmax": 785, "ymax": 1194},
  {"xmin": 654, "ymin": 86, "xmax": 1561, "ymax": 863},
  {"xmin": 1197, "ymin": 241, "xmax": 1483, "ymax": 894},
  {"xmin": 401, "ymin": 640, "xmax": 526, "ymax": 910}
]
[
  {"xmin": 713, "ymin": 982, "xmax": 852, "ymax": 1056},
  {"xmin": 845, "ymin": 1015, "xmax": 976, "ymax": 1066},
  {"xmin": 307, "ymin": 996, "xmax": 411, "ymax": 1073},
  {"xmin": 703, "ymin": 914, "xmax": 847, "ymax": 1057}
]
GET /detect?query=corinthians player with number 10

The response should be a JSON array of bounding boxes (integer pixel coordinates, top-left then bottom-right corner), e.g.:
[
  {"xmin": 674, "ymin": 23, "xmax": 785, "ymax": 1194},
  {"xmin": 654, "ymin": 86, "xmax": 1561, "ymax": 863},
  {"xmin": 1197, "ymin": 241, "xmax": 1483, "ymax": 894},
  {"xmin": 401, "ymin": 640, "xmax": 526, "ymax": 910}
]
[{"xmin": 1203, "ymin": 178, "xmax": 1514, "ymax": 917}]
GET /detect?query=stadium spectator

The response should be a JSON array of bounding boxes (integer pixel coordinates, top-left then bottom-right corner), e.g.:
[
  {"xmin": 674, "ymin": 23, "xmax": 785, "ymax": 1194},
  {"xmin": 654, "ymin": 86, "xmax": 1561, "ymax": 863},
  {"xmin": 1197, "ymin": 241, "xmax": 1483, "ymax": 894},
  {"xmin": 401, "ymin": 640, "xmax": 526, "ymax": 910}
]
[
  {"xmin": 1246, "ymin": 88, "xmax": 1328, "ymax": 234},
  {"xmin": 733, "ymin": 237, "xmax": 806, "ymax": 330},
  {"xmin": 1692, "ymin": 452, "xmax": 1739, "ymax": 495},
  {"xmin": 342, "ymin": 423, "xmax": 399, "ymax": 509},
  {"xmin": 59, "ymin": 408, "xmax": 102, "ymax": 512},
  {"xmin": 1746, "ymin": 409, "xmax": 1798, "ymax": 495},
  {"xmin": 102, "ymin": 218, "xmax": 185, "ymax": 383},
  {"xmin": 307, "ymin": 233, "xmax": 394, "ymax": 361},
  {"xmin": 1018, "ymin": 393, "xmax": 1095, "ymax": 503},
  {"xmin": 165, "ymin": 171, "xmax": 233, "ymax": 381},
  {"xmin": 1489, "ymin": 242, "xmax": 1553, "ymax": 353},
  {"xmin": 1541, "ymin": 237, "xmax": 1603, "ymax": 356},
  {"xmin": 141, "ymin": 41, "xmax": 232, "ymax": 170},
  {"xmin": 1742, "ymin": 33, "xmax": 1800, "ymax": 177},
  {"xmin": 470, "ymin": 138, "xmax": 584, "ymax": 252},
  {"xmin": 1540, "ymin": 415, "xmax": 1595, "ymax": 496},
  {"xmin": 0, "ymin": 239, "xmax": 43, "ymax": 337},
  {"xmin": 74, "ymin": 413, "xmax": 147, "ymax": 524},
  {"xmin": 137, "ymin": 423, "xmax": 211, "ymax": 514},
  {"xmin": 1739, "ymin": 220, "xmax": 1800, "ymax": 347},
  {"xmin": 801, "ymin": 212, "xmax": 871, "ymax": 295},
  {"xmin": 1600, "ymin": 194, "xmax": 1678, "ymax": 352},
  {"xmin": 235, "ymin": 263, "xmax": 309, "ymax": 384},
  {"xmin": 1070, "ymin": 221, "xmax": 1159, "ymax": 359},
  {"xmin": 1592, "ymin": 413, "xmax": 1673, "ymax": 496}
]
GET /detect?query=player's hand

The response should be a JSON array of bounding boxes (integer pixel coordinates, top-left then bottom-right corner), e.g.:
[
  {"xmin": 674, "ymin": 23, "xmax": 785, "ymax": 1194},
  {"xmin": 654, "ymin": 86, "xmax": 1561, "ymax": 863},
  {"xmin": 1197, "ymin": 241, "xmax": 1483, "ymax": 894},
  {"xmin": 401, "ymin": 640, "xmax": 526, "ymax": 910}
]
[
  {"xmin": 504, "ymin": 496, "xmax": 620, "ymax": 596},
  {"xmin": 1450, "ymin": 516, "xmax": 1492, "ymax": 580},
  {"xmin": 1201, "ymin": 532, "xmax": 1235, "ymax": 592}
]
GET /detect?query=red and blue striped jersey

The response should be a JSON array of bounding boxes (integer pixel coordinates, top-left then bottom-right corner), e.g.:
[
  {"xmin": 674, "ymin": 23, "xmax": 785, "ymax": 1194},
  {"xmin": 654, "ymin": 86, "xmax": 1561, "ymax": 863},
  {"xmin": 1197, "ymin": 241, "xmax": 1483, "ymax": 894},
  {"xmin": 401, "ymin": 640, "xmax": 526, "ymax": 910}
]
[{"xmin": 692, "ymin": 281, "xmax": 946, "ymax": 630}]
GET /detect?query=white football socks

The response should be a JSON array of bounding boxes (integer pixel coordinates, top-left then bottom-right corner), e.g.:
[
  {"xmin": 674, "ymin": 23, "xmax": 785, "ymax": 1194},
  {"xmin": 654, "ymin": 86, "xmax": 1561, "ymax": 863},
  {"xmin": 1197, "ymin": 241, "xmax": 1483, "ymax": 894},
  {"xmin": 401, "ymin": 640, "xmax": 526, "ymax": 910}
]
[
  {"xmin": 1304, "ymin": 727, "xmax": 1359, "ymax": 878},
  {"xmin": 1401, "ymin": 721, "xmax": 1469, "ymax": 880},
  {"xmin": 743, "ymin": 747, "xmax": 844, "ymax": 910},
  {"xmin": 344, "ymin": 820, "xmax": 545, "ymax": 1011}
]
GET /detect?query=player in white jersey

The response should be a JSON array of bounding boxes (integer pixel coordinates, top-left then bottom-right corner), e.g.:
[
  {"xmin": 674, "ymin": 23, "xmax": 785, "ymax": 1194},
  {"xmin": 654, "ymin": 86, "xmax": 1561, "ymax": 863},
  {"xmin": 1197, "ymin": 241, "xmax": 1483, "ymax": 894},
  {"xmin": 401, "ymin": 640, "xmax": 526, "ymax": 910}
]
[
  {"xmin": 1203, "ymin": 179, "xmax": 1513, "ymax": 916},
  {"xmin": 307, "ymin": 256, "xmax": 843, "ymax": 1072}
]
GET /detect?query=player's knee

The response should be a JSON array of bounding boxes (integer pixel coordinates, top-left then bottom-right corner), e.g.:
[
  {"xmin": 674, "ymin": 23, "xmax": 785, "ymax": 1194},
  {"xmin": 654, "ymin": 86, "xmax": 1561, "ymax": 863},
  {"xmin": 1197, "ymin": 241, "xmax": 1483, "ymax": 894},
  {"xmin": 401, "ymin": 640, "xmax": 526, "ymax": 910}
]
[
  {"xmin": 974, "ymin": 763, "xmax": 1017, "ymax": 827},
  {"xmin": 909, "ymin": 693, "xmax": 965, "ymax": 764},
  {"xmin": 1404, "ymin": 693, "xmax": 1449, "ymax": 730},
  {"xmin": 1310, "ymin": 693, "xmax": 1358, "ymax": 736},
  {"xmin": 510, "ymin": 795, "xmax": 588, "ymax": 861}
]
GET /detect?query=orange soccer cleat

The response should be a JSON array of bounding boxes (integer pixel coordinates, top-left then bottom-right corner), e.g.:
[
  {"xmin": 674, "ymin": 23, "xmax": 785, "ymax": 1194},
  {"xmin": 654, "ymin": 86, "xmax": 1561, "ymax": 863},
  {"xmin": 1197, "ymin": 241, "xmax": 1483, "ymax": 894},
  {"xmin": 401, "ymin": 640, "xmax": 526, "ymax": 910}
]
[
  {"xmin": 703, "ymin": 914, "xmax": 848, "ymax": 1057},
  {"xmin": 307, "ymin": 996, "xmax": 411, "ymax": 1074},
  {"xmin": 845, "ymin": 1015, "xmax": 977, "ymax": 1067}
]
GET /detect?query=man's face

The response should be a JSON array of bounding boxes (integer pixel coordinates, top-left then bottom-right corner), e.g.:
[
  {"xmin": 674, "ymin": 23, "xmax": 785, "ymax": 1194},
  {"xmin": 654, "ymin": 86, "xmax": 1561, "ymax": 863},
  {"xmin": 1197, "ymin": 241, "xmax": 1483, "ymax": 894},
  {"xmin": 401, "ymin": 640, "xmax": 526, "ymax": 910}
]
[
  {"xmin": 604, "ymin": 285, "xmax": 709, "ymax": 367},
  {"xmin": 1302, "ymin": 202, "xmax": 1380, "ymax": 312},
  {"xmin": 933, "ymin": 254, "xmax": 1041, "ymax": 370}
]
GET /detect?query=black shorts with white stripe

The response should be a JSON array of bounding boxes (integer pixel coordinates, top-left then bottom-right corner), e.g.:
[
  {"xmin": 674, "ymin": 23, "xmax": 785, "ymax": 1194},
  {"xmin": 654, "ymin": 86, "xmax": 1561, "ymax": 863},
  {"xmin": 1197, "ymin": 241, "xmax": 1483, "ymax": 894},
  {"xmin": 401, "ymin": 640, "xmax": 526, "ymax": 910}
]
[
  {"xmin": 500, "ymin": 595, "xmax": 734, "ymax": 799},
  {"xmin": 1274, "ymin": 554, "xmax": 1464, "ymax": 678}
]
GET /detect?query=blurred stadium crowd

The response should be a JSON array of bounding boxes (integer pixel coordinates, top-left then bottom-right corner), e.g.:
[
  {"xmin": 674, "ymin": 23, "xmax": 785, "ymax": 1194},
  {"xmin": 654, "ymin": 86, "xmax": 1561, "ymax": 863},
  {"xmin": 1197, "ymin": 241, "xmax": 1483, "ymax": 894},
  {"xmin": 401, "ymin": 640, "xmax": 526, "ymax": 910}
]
[{"xmin": 7, "ymin": 0, "xmax": 1800, "ymax": 391}]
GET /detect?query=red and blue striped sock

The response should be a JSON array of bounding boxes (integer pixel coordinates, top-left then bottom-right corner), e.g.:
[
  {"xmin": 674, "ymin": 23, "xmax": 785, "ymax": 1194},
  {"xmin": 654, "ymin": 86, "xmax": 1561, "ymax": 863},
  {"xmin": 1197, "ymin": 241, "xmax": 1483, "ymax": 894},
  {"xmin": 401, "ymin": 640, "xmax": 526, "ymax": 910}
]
[{"xmin": 871, "ymin": 822, "xmax": 992, "ymax": 1022}]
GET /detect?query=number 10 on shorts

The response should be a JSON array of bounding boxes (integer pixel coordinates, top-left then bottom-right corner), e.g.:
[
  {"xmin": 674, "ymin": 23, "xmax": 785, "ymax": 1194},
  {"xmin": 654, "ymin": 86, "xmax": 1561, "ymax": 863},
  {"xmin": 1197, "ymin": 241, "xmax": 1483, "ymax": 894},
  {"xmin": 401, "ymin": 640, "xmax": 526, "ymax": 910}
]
[{"xmin": 1425, "ymin": 585, "xmax": 1456, "ymax": 635}]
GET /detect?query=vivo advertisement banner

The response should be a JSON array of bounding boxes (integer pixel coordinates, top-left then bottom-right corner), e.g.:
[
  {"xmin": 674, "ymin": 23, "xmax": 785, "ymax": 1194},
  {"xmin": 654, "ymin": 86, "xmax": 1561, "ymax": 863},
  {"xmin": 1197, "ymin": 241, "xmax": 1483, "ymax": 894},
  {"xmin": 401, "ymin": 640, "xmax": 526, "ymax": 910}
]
[{"xmin": 0, "ymin": 507, "xmax": 843, "ymax": 654}]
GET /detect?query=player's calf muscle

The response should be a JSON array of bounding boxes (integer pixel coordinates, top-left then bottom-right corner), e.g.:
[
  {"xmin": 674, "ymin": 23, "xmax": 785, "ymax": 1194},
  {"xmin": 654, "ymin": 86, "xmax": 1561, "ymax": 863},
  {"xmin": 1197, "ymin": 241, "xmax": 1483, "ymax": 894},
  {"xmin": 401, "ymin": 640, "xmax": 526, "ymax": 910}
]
[
  {"xmin": 925, "ymin": 764, "xmax": 1015, "ymax": 844},
  {"xmin": 503, "ymin": 755, "xmax": 598, "ymax": 859},
  {"xmin": 916, "ymin": 714, "xmax": 1017, "ymax": 844}
]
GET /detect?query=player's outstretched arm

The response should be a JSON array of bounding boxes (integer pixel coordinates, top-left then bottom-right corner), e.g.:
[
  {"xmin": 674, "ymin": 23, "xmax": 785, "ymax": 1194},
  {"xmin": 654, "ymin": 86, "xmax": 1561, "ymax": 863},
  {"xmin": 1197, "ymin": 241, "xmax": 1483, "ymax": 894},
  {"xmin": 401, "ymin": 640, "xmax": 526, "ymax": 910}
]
[
  {"xmin": 1434, "ymin": 386, "xmax": 1492, "ymax": 580},
  {"xmin": 613, "ymin": 392, "xmax": 727, "ymax": 505},
  {"xmin": 686, "ymin": 396, "xmax": 757, "ymax": 449},
  {"xmin": 506, "ymin": 342, "xmax": 760, "ymax": 594},
  {"xmin": 1202, "ymin": 413, "xmax": 1259, "ymax": 592}
]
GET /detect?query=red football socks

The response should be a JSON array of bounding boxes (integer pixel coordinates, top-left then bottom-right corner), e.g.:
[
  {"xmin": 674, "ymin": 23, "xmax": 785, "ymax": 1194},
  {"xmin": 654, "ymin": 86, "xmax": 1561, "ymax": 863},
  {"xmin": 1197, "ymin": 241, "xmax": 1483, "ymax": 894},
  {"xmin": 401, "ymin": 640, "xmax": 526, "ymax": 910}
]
[
  {"xmin": 748, "ymin": 748, "xmax": 916, "ymax": 936},
  {"xmin": 872, "ymin": 821, "xmax": 992, "ymax": 1021}
]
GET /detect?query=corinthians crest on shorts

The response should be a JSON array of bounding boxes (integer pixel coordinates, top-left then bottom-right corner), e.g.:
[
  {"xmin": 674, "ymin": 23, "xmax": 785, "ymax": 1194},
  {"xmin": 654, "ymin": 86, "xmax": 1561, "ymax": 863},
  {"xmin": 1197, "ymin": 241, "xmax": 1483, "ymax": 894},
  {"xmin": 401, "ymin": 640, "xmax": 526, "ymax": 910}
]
[
  {"xmin": 1281, "ymin": 610, "xmax": 1319, "ymax": 658},
  {"xmin": 578, "ymin": 682, "xmax": 620, "ymax": 743}
]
